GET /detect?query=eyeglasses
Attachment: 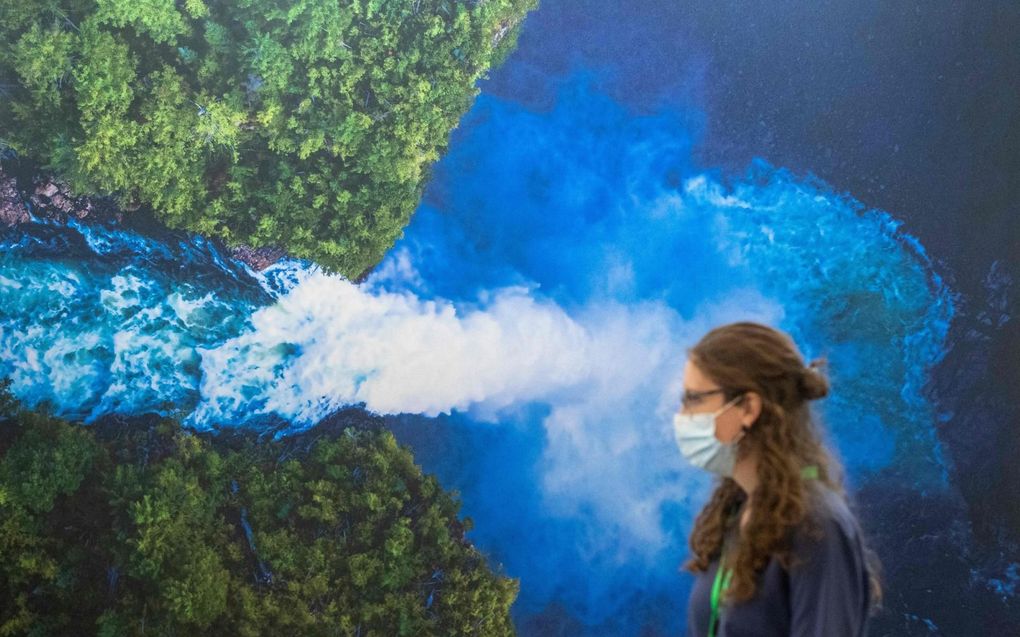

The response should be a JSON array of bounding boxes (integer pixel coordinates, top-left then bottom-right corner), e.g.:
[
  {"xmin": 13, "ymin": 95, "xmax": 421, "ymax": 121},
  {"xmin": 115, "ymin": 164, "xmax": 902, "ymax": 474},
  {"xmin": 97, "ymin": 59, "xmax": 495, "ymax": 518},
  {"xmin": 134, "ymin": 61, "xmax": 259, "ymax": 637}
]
[{"xmin": 679, "ymin": 388, "xmax": 729, "ymax": 410}]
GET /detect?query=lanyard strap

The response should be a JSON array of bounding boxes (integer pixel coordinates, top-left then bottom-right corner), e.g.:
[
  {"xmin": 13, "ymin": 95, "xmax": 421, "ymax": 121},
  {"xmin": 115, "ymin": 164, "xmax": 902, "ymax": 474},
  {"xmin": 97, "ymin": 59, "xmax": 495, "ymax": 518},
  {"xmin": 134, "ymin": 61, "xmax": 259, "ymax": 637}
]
[
  {"xmin": 706, "ymin": 465, "xmax": 818, "ymax": 637},
  {"xmin": 708, "ymin": 562, "xmax": 733, "ymax": 637}
]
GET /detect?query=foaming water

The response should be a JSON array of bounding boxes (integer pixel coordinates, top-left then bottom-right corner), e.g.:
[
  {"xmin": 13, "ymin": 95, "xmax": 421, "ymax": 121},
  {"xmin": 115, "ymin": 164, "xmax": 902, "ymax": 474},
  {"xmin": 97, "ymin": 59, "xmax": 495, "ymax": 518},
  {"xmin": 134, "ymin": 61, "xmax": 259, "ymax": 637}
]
[
  {"xmin": 0, "ymin": 72, "xmax": 956, "ymax": 634},
  {"xmin": 0, "ymin": 219, "xmax": 269, "ymax": 421}
]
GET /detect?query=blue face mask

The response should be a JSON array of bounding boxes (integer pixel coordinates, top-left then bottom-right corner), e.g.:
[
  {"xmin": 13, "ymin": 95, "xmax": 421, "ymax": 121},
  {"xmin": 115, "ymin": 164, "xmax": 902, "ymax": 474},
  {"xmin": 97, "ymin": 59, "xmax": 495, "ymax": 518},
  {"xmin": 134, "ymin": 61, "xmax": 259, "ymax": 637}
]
[{"xmin": 673, "ymin": 396, "xmax": 743, "ymax": 477}]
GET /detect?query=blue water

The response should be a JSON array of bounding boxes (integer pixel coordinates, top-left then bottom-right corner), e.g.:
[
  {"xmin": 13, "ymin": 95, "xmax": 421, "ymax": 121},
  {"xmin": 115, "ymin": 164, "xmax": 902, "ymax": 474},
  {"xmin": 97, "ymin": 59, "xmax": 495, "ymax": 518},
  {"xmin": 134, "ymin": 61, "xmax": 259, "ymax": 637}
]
[
  {"xmin": 0, "ymin": 70, "xmax": 958, "ymax": 633},
  {"xmin": 3, "ymin": 1, "xmax": 1018, "ymax": 633},
  {"xmin": 0, "ymin": 220, "xmax": 270, "ymax": 421},
  {"xmin": 379, "ymin": 72, "xmax": 958, "ymax": 633}
]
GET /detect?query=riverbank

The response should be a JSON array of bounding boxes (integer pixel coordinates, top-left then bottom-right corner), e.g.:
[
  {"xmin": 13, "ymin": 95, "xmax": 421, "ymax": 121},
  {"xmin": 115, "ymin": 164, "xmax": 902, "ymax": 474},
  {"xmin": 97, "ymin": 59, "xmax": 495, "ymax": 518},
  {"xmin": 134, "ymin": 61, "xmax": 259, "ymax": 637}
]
[{"xmin": 0, "ymin": 162, "xmax": 285, "ymax": 272}]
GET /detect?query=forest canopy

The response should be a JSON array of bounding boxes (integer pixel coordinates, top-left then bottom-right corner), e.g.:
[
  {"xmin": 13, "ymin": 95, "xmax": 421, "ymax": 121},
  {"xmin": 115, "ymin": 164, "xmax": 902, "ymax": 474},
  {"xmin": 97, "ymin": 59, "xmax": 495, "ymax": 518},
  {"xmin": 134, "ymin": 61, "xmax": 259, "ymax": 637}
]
[
  {"xmin": 0, "ymin": 0, "xmax": 537, "ymax": 277},
  {"xmin": 0, "ymin": 381, "xmax": 518, "ymax": 635}
]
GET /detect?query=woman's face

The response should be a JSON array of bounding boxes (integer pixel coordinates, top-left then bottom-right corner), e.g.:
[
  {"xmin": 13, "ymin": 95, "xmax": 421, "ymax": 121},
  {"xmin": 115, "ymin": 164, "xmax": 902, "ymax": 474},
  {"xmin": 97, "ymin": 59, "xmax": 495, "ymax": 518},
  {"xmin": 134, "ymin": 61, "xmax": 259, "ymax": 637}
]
[{"xmin": 680, "ymin": 359, "xmax": 747, "ymax": 444}]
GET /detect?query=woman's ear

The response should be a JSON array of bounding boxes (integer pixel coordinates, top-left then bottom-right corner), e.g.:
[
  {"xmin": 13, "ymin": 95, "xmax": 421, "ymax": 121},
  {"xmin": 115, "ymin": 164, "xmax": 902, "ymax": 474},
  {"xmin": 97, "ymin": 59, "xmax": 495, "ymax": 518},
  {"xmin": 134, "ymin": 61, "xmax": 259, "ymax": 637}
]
[{"xmin": 740, "ymin": 391, "xmax": 763, "ymax": 428}]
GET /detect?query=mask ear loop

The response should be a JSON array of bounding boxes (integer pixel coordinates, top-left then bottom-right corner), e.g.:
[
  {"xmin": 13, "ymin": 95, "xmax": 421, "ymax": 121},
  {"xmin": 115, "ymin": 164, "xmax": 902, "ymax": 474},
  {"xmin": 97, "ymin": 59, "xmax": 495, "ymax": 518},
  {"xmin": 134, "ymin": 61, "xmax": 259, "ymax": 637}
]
[
  {"xmin": 713, "ymin": 394, "xmax": 752, "ymax": 445},
  {"xmin": 724, "ymin": 395, "xmax": 753, "ymax": 465}
]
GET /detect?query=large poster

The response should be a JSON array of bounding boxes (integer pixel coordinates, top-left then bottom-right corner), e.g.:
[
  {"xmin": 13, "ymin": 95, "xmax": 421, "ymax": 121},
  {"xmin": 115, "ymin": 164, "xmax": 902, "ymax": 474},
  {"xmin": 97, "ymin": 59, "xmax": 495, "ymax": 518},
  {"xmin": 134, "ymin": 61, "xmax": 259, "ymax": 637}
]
[{"xmin": 1, "ymin": 1, "xmax": 1017, "ymax": 635}]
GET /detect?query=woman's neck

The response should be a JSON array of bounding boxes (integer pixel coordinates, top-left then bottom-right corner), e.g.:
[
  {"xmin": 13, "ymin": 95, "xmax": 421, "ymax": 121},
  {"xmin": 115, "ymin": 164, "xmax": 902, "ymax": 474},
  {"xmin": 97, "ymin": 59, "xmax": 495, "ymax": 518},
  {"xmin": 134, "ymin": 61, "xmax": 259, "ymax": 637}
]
[{"xmin": 733, "ymin": 453, "xmax": 759, "ymax": 497}]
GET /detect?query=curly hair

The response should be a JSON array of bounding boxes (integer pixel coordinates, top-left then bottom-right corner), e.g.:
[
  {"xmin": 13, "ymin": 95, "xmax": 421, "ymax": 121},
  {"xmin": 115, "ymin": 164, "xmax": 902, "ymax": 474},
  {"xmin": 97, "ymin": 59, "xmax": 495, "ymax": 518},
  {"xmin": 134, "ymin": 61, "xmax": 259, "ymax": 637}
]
[{"xmin": 681, "ymin": 321, "xmax": 881, "ymax": 607}]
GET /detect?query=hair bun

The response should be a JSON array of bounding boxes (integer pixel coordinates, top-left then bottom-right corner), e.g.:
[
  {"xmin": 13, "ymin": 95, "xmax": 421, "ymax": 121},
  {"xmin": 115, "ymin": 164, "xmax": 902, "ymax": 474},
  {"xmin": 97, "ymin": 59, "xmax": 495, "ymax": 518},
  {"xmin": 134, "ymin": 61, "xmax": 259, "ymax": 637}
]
[{"xmin": 799, "ymin": 358, "xmax": 830, "ymax": 401}]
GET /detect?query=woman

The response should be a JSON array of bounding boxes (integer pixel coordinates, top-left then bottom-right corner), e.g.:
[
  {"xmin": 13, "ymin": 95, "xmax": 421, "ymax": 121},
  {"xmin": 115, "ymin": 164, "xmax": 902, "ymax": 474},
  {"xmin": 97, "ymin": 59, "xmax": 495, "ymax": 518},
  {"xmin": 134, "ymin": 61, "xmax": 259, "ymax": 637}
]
[{"xmin": 674, "ymin": 322, "xmax": 880, "ymax": 637}]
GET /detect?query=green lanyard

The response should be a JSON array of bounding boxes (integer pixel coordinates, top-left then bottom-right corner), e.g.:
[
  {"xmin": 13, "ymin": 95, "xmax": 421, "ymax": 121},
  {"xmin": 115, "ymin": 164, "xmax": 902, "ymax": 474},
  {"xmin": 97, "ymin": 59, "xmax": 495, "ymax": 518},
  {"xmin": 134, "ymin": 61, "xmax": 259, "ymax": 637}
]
[
  {"xmin": 706, "ymin": 465, "xmax": 818, "ymax": 637},
  {"xmin": 707, "ymin": 562, "xmax": 733, "ymax": 637}
]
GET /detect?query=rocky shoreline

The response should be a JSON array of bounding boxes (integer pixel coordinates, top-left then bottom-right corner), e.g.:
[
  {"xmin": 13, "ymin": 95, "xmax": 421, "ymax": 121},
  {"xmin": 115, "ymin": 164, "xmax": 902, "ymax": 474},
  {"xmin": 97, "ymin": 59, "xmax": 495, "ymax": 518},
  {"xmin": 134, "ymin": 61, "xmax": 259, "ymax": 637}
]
[
  {"xmin": 0, "ymin": 163, "xmax": 284, "ymax": 272},
  {"xmin": 0, "ymin": 163, "xmax": 123, "ymax": 227}
]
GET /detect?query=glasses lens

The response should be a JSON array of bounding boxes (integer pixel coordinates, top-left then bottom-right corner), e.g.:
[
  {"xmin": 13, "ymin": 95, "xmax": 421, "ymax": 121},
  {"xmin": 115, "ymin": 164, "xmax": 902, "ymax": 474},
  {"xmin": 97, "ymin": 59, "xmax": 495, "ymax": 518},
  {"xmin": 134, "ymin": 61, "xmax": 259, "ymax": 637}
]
[{"xmin": 681, "ymin": 388, "xmax": 726, "ymax": 410}]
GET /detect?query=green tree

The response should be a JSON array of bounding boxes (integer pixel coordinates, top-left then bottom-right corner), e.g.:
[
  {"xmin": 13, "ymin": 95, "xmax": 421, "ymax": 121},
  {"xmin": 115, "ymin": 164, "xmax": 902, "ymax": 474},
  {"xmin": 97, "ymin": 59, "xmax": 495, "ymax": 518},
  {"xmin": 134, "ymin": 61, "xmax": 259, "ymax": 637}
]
[
  {"xmin": 0, "ymin": 386, "xmax": 518, "ymax": 636},
  {"xmin": 0, "ymin": 0, "xmax": 538, "ymax": 278}
]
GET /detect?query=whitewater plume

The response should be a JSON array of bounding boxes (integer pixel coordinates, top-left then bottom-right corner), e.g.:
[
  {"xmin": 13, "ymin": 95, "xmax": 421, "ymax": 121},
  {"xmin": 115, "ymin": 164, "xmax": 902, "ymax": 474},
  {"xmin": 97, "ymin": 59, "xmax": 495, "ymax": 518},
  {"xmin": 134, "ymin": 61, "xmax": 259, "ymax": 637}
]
[{"xmin": 191, "ymin": 268, "xmax": 595, "ymax": 425}]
